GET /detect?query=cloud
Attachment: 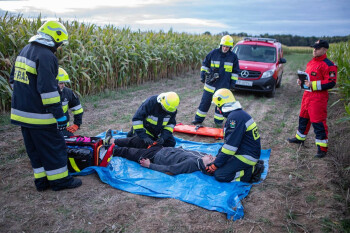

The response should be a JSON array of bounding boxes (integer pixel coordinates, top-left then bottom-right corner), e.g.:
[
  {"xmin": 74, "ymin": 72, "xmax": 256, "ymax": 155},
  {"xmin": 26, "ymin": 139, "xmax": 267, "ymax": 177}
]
[
  {"xmin": 137, "ymin": 18, "xmax": 228, "ymax": 28},
  {"xmin": 1, "ymin": 0, "xmax": 349, "ymax": 36}
]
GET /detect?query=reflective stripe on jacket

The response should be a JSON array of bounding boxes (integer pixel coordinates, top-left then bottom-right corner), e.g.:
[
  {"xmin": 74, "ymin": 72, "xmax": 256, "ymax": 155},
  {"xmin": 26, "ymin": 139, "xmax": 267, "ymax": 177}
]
[
  {"xmin": 10, "ymin": 42, "xmax": 63, "ymax": 128},
  {"xmin": 214, "ymin": 106, "xmax": 261, "ymax": 168},
  {"xmin": 60, "ymin": 87, "xmax": 83, "ymax": 126},
  {"xmin": 200, "ymin": 48, "xmax": 239, "ymax": 92},
  {"xmin": 132, "ymin": 95, "xmax": 176, "ymax": 140}
]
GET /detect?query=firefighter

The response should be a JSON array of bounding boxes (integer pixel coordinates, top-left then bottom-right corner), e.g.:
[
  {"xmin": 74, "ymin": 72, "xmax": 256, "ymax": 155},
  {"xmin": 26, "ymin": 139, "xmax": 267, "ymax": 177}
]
[
  {"xmin": 9, "ymin": 21, "xmax": 82, "ymax": 191},
  {"xmin": 113, "ymin": 92, "xmax": 180, "ymax": 148},
  {"xmin": 205, "ymin": 89, "xmax": 262, "ymax": 182},
  {"xmin": 288, "ymin": 40, "xmax": 337, "ymax": 158},
  {"xmin": 192, "ymin": 35, "xmax": 239, "ymax": 127},
  {"xmin": 56, "ymin": 67, "xmax": 84, "ymax": 137}
]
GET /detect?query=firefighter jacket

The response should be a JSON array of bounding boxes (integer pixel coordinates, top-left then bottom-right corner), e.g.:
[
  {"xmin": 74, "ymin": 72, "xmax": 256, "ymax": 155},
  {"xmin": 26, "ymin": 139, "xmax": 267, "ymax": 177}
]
[
  {"xmin": 10, "ymin": 42, "xmax": 64, "ymax": 128},
  {"xmin": 304, "ymin": 53, "xmax": 337, "ymax": 94},
  {"xmin": 200, "ymin": 48, "xmax": 239, "ymax": 94},
  {"xmin": 214, "ymin": 101, "xmax": 261, "ymax": 168},
  {"xmin": 132, "ymin": 95, "xmax": 176, "ymax": 140},
  {"xmin": 60, "ymin": 87, "xmax": 84, "ymax": 126}
]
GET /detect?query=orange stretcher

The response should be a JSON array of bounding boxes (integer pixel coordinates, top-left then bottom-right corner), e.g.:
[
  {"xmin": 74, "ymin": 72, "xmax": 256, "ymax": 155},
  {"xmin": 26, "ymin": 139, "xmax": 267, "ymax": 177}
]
[{"xmin": 173, "ymin": 123, "xmax": 224, "ymax": 140}]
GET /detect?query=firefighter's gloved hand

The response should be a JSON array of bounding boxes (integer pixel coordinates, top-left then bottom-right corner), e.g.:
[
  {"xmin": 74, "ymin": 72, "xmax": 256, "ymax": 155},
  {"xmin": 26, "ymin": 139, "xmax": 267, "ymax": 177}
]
[
  {"xmin": 200, "ymin": 72, "xmax": 206, "ymax": 83},
  {"xmin": 56, "ymin": 116, "xmax": 68, "ymax": 131},
  {"xmin": 156, "ymin": 137, "xmax": 164, "ymax": 145},
  {"xmin": 205, "ymin": 163, "xmax": 217, "ymax": 174},
  {"xmin": 67, "ymin": 124, "xmax": 79, "ymax": 133},
  {"xmin": 143, "ymin": 137, "xmax": 154, "ymax": 146}
]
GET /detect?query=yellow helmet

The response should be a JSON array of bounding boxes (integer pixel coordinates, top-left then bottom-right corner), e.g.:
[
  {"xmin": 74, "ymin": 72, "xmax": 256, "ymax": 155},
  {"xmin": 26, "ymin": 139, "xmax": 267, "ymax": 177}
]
[
  {"xmin": 56, "ymin": 67, "xmax": 70, "ymax": 83},
  {"xmin": 212, "ymin": 88, "xmax": 236, "ymax": 107},
  {"xmin": 38, "ymin": 21, "xmax": 68, "ymax": 44},
  {"xmin": 220, "ymin": 35, "xmax": 234, "ymax": 47},
  {"xmin": 157, "ymin": 92, "xmax": 180, "ymax": 113}
]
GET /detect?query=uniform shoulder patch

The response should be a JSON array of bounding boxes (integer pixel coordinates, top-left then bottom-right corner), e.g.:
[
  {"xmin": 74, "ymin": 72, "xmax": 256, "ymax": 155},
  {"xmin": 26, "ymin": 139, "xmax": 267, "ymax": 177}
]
[
  {"xmin": 329, "ymin": 71, "xmax": 336, "ymax": 77},
  {"xmin": 229, "ymin": 120, "xmax": 236, "ymax": 129}
]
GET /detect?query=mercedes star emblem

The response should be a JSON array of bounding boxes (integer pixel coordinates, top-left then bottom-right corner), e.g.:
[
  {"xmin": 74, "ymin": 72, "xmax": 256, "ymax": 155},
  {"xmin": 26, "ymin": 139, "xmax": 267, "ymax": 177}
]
[{"xmin": 241, "ymin": 70, "xmax": 249, "ymax": 78}]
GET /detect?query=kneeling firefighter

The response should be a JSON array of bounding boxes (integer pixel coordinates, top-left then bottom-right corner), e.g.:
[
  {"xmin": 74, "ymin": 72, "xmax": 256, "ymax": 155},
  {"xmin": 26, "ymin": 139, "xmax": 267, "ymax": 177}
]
[
  {"xmin": 205, "ymin": 88, "xmax": 263, "ymax": 182},
  {"xmin": 56, "ymin": 67, "xmax": 84, "ymax": 137},
  {"xmin": 119, "ymin": 92, "xmax": 180, "ymax": 148}
]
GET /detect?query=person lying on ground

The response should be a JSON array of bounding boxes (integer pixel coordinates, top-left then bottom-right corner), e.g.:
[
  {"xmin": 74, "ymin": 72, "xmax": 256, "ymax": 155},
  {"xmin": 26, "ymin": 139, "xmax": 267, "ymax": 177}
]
[
  {"xmin": 111, "ymin": 141, "xmax": 215, "ymax": 175},
  {"xmin": 103, "ymin": 130, "xmax": 264, "ymax": 182}
]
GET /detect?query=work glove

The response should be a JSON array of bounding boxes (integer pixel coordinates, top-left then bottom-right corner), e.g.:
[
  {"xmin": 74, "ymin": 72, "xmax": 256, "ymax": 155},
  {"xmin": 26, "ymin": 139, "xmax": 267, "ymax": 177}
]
[
  {"xmin": 156, "ymin": 137, "xmax": 164, "ymax": 145},
  {"xmin": 67, "ymin": 124, "xmax": 79, "ymax": 133},
  {"xmin": 143, "ymin": 137, "xmax": 154, "ymax": 146},
  {"xmin": 205, "ymin": 163, "xmax": 218, "ymax": 174},
  {"xmin": 200, "ymin": 72, "xmax": 206, "ymax": 83},
  {"xmin": 56, "ymin": 116, "xmax": 68, "ymax": 131}
]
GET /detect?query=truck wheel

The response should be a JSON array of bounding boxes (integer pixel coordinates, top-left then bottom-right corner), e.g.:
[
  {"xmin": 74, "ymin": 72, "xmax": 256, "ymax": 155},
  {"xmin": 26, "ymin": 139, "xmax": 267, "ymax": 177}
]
[
  {"xmin": 276, "ymin": 74, "xmax": 283, "ymax": 88},
  {"xmin": 266, "ymin": 83, "xmax": 276, "ymax": 98}
]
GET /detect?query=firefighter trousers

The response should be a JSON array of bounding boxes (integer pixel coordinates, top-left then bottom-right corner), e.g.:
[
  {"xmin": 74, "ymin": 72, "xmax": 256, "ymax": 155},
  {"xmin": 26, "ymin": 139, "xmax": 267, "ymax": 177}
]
[
  {"xmin": 214, "ymin": 156, "xmax": 254, "ymax": 183},
  {"xmin": 194, "ymin": 89, "xmax": 224, "ymax": 124},
  {"xmin": 296, "ymin": 94, "xmax": 329, "ymax": 152},
  {"xmin": 21, "ymin": 127, "xmax": 69, "ymax": 185}
]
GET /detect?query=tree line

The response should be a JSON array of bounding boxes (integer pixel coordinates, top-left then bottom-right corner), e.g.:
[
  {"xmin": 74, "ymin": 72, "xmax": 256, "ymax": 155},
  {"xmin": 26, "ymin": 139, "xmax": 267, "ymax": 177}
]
[{"xmin": 204, "ymin": 31, "xmax": 350, "ymax": 46}]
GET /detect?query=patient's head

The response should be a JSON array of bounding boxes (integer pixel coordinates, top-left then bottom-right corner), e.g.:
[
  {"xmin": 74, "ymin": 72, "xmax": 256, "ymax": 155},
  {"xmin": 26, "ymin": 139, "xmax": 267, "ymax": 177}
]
[{"xmin": 202, "ymin": 155, "xmax": 215, "ymax": 166}]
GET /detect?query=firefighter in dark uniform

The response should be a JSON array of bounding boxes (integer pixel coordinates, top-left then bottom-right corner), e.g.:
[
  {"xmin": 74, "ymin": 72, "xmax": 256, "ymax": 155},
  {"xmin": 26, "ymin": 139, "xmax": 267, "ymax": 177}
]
[
  {"xmin": 288, "ymin": 40, "xmax": 337, "ymax": 158},
  {"xmin": 112, "ymin": 92, "xmax": 180, "ymax": 148},
  {"xmin": 205, "ymin": 89, "xmax": 262, "ymax": 182},
  {"xmin": 9, "ymin": 21, "xmax": 82, "ymax": 191},
  {"xmin": 192, "ymin": 35, "xmax": 239, "ymax": 127},
  {"xmin": 56, "ymin": 67, "xmax": 84, "ymax": 137}
]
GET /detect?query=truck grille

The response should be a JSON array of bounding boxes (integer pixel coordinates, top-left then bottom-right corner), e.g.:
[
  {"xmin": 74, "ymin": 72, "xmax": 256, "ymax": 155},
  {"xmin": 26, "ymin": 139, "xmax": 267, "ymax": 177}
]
[{"xmin": 238, "ymin": 70, "xmax": 261, "ymax": 79}]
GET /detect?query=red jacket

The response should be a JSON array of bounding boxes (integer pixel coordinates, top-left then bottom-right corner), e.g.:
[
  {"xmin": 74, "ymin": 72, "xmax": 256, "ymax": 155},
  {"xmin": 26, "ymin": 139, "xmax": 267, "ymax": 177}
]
[{"xmin": 305, "ymin": 54, "xmax": 337, "ymax": 94}]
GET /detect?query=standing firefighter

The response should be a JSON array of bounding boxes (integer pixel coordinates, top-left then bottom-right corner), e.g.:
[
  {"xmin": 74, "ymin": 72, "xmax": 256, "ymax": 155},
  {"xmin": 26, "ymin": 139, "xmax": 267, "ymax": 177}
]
[
  {"xmin": 113, "ymin": 92, "xmax": 180, "ymax": 148},
  {"xmin": 192, "ymin": 35, "xmax": 239, "ymax": 127},
  {"xmin": 288, "ymin": 40, "xmax": 337, "ymax": 158},
  {"xmin": 57, "ymin": 67, "xmax": 84, "ymax": 137},
  {"xmin": 9, "ymin": 21, "xmax": 82, "ymax": 191},
  {"xmin": 206, "ymin": 88, "xmax": 263, "ymax": 183}
]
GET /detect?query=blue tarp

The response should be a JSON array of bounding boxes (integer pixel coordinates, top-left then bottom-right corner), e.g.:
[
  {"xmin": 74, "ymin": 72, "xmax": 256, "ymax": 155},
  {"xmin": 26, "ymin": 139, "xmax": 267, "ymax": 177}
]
[{"xmin": 75, "ymin": 131, "xmax": 270, "ymax": 220}]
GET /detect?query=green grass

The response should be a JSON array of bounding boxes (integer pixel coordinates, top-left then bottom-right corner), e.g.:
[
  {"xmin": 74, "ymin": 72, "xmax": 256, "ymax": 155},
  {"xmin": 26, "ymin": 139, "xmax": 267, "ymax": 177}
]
[{"xmin": 284, "ymin": 53, "xmax": 313, "ymax": 71}]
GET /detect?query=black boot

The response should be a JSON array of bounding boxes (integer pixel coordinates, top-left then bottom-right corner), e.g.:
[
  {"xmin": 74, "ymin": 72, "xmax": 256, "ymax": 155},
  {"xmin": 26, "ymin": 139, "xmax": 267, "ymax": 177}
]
[
  {"xmin": 103, "ymin": 129, "xmax": 113, "ymax": 146},
  {"xmin": 34, "ymin": 177, "xmax": 50, "ymax": 192},
  {"xmin": 250, "ymin": 160, "xmax": 265, "ymax": 183},
  {"xmin": 51, "ymin": 176, "xmax": 82, "ymax": 191},
  {"xmin": 192, "ymin": 120, "xmax": 202, "ymax": 125},
  {"xmin": 315, "ymin": 146, "xmax": 327, "ymax": 158},
  {"xmin": 126, "ymin": 127, "xmax": 134, "ymax": 137},
  {"xmin": 287, "ymin": 137, "xmax": 304, "ymax": 145}
]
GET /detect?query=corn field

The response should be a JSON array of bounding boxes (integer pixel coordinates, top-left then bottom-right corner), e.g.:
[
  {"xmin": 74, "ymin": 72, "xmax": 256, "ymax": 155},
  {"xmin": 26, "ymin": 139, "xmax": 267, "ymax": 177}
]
[
  {"xmin": 282, "ymin": 45, "xmax": 313, "ymax": 55},
  {"xmin": 1, "ymin": 13, "xmax": 237, "ymax": 111},
  {"xmin": 328, "ymin": 41, "xmax": 350, "ymax": 122}
]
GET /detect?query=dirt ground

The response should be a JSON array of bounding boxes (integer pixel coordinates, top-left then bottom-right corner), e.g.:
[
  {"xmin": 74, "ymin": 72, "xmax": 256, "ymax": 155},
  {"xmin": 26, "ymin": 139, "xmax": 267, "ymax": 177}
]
[{"xmin": 0, "ymin": 53, "xmax": 348, "ymax": 232}]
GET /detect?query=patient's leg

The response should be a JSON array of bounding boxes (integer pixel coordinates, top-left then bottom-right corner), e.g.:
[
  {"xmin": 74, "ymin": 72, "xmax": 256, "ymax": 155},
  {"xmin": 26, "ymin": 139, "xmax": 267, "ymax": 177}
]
[{"xmin": 113, "ymin": 146, "xmax": 162, "ymax": 163}]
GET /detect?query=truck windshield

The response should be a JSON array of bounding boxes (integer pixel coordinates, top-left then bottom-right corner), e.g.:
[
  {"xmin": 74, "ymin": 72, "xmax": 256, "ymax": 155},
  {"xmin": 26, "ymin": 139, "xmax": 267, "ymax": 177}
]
[{"xmin": 233, "ymin": 45, "xmax": 276, "ymax": 63}]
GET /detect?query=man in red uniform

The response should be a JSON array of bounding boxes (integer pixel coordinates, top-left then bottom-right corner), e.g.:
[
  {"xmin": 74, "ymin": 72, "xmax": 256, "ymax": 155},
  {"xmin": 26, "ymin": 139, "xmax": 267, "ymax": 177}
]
[{"xmin": 288, "ymin": 40, "xmax": 337, "ymax": 158}]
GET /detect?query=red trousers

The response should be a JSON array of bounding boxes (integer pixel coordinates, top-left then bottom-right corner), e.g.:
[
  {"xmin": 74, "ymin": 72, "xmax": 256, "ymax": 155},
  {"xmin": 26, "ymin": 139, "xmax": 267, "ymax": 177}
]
[{"xmin": 296, "ymin": 91, "xmax": 329, "ymax": 151}]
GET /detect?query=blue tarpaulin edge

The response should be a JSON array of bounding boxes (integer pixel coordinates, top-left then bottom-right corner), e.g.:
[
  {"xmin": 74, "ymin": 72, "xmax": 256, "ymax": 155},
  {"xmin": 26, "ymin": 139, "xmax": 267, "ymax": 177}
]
[{"xmin": 73, "ymin": 130, "xmax": 270, "ymax": 220}]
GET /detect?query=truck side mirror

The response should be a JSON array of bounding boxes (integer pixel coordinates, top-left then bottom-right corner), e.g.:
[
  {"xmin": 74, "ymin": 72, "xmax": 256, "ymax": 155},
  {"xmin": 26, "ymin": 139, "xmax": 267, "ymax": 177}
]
[{"xmin": 279, "ymin": 58, "xmax": 287, "ymax": 64}]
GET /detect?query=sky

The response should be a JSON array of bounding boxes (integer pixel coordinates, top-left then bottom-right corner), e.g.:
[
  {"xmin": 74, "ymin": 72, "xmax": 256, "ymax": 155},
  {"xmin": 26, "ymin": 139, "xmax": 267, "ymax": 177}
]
[{"xmin": 1, "ymin": 0, "xmax": 350, "ymax": 37}]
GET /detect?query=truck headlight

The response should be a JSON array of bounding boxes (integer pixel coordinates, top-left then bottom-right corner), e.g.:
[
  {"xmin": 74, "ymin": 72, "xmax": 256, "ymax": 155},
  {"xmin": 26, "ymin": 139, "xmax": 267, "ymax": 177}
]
[{"xmin": 261, "ymin": 69, "xmax": 275, "ymax": 79}]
